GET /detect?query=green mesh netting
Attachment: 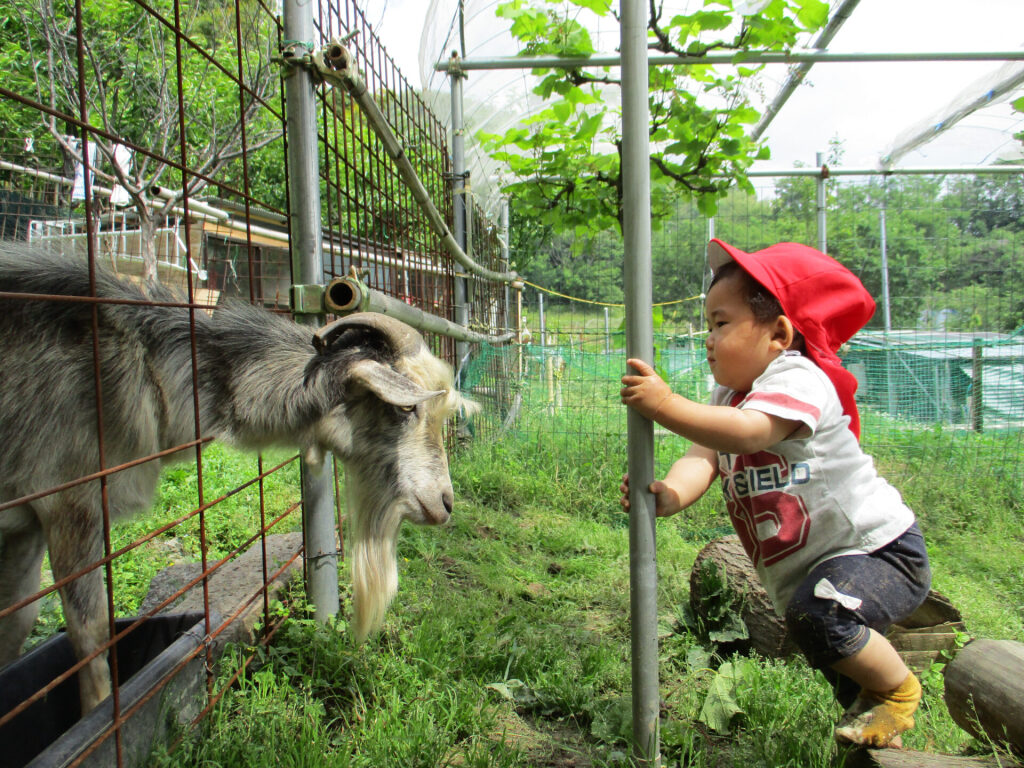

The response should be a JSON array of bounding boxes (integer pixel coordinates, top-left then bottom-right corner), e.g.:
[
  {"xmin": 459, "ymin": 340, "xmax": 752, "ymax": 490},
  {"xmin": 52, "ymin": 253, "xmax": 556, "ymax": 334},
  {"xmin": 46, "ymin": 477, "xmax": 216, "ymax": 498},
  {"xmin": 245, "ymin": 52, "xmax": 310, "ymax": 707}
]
[{"xmin": 462, "ymin": 326, "xmax": 1024, "ymax": 487}]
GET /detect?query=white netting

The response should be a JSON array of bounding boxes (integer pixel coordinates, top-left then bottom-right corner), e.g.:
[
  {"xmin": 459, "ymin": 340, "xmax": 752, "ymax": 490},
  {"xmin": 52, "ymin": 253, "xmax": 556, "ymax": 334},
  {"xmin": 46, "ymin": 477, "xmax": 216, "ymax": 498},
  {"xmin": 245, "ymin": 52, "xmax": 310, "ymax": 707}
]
[
  {"xmin": 414, "ymin": 0, "xmax": 829, "ymax": 218},
  {"xmin": 880, "ymin": 59, "xmax": 1024, "ymax": 169},
  {"xmin": 395, "ymin": 0, "xmax": 1024, "ymax": 217}
]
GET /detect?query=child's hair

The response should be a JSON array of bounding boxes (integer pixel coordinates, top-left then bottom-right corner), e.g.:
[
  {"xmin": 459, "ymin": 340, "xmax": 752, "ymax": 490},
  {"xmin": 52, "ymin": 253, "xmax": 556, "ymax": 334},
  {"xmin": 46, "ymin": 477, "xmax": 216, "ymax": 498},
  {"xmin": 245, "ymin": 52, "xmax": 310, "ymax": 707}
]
[
  {"xmin": 710, "ymin": 261, "xmax": 783, "ymax": 323},
  {"xmin": 709, "ymin": 261, "xmax": 805, "ymax": 349}
]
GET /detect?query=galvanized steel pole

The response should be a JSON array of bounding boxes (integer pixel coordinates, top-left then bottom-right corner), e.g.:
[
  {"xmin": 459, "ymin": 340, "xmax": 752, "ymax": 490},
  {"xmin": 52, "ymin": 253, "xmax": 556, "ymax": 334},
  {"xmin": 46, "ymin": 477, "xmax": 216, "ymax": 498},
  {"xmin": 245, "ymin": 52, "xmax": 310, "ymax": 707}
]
[
  {"xmin": 450, "ymin": 60, "xmax": 471, "ymax": 379},
  {"xmin": 281, "ymin": 0, "xmax": 339, "ymax": 624},
  {"xmin": 815, "ymin": 151, "xmax": 828, "ymax": 254},
  {"xmin": 621, "ymin": 0, "xmax": 660, "ymax": 764}
]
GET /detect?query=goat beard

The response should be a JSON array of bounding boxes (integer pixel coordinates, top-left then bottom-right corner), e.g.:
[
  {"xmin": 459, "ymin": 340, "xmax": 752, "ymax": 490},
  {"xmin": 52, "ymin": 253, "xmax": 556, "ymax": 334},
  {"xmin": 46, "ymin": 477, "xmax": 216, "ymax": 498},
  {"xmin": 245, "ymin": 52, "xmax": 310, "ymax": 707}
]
[{"xmin": 347, "ymin": 481, "xmax": 404, "ymax": 643}]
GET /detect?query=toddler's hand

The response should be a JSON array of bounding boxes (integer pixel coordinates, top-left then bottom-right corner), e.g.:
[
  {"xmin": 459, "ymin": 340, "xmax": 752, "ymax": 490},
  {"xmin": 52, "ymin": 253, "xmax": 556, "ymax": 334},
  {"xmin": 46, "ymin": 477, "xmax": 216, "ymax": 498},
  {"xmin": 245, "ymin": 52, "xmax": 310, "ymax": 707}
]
[
  {"xmin": 621, "ymin": 359, "xmax": 673, "ymax": 420},
  {"xmin": 619, "ymin": 473, "xmax": 682, "ymax": 518}
]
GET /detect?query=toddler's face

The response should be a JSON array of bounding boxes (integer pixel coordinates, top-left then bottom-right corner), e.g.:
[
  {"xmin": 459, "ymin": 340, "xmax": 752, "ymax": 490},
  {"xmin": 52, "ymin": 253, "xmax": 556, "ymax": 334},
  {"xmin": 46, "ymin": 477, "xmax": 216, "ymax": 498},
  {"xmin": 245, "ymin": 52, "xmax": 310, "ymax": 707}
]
[{"xmin": 704, "ymin": 273, "xmax": 785, "ymax": 392}]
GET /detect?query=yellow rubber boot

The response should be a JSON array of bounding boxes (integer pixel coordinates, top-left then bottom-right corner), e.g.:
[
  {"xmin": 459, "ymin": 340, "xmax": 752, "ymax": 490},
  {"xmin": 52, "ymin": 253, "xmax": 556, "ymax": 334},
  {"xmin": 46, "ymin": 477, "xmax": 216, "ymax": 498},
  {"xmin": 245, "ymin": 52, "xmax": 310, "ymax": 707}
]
[{"xmin": 834, "ymin": 672, "xmax": 922, "ymax": 748}]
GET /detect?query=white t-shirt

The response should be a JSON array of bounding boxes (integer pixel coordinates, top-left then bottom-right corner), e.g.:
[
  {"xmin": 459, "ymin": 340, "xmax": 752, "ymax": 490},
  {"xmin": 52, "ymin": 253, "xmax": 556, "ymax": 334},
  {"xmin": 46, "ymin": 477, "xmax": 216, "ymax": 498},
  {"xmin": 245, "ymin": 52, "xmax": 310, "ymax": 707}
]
[{"xmin": 710, "ymin": 352, "xmax": 916, "ymax": 614}]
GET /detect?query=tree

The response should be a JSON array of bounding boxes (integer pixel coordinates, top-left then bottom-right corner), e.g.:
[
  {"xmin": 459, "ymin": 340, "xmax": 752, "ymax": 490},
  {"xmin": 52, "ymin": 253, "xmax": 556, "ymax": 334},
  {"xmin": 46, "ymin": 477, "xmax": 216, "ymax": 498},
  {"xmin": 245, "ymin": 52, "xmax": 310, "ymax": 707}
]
[
  {"xmin": 479, "ymin": 0, "xmax": 828, "ymax": 235},
  {"xmin": 4, "ymin": 0, "xmax": 281, "ymax": 286}
]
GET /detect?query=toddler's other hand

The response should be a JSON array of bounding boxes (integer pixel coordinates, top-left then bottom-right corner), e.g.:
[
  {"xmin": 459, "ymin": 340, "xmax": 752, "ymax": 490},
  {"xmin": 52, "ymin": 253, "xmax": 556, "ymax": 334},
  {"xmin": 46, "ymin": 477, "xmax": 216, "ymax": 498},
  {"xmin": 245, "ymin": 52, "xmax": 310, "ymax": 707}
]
[{"xmin": 619, "ymin": 473, "xmax": 682, "ymax": 517}]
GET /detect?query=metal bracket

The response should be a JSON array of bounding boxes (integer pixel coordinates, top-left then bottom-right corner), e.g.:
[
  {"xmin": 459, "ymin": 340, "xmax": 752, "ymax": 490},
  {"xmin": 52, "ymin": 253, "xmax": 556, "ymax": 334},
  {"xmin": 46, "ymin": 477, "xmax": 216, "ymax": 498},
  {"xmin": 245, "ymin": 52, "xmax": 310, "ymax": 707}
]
[{"xmin": 290, "ymin": 283, "xmax": 325, "ymax": 315}]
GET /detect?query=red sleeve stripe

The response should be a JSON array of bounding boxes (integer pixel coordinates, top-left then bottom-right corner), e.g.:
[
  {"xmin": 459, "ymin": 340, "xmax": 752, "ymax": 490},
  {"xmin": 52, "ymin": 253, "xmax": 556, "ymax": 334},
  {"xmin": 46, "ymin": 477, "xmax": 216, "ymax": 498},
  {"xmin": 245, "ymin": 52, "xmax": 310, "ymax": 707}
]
[{"xmin": 744, "ymin": 391, "xmax": 821, "ymax": 421}]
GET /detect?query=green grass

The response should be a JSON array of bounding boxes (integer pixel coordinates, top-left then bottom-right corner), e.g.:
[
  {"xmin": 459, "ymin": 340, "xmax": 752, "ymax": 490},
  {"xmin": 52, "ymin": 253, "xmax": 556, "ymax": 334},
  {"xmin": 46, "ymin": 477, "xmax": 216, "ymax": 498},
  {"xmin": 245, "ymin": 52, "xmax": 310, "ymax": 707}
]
[{"xmin": 145, "ymin": 413, "xmax": 1021, "ymax": 767}]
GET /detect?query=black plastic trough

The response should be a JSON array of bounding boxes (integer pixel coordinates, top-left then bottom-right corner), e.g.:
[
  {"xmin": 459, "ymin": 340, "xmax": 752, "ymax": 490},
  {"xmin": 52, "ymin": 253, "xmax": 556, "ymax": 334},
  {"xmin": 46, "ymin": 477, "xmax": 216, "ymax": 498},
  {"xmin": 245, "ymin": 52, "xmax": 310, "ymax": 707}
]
[{"xmin": 0, "ymin": 612, "xmax": 212, "ymax": 768}]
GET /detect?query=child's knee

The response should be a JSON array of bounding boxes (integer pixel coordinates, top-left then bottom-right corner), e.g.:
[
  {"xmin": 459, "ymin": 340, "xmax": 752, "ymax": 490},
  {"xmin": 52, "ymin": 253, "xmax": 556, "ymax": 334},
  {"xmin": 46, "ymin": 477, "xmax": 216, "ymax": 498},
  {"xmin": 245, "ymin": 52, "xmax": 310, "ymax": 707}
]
[{"xmin": 784, "ymin": 593, "xmax": 868, "ymax": 669}]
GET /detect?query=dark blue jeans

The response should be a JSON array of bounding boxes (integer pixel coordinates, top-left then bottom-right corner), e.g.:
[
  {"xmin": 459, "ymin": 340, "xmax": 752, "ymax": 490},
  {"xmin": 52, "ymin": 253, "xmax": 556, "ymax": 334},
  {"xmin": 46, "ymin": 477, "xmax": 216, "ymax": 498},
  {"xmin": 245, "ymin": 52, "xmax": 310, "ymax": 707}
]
[{"xmin": 784, "ymin": 523, "xmax": 931, "ymax": 707}]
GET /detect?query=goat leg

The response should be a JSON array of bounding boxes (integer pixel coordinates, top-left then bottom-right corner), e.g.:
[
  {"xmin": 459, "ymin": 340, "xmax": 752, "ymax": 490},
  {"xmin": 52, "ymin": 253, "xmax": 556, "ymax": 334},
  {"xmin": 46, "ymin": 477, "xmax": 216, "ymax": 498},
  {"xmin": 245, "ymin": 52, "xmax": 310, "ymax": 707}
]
[
  {"xmin": 0, "ymin": 517, "xmax": 47, "ymax": 664},
  {"xmin": 45, "ymin": 502, "xmax": 112, "ymax": 715}
]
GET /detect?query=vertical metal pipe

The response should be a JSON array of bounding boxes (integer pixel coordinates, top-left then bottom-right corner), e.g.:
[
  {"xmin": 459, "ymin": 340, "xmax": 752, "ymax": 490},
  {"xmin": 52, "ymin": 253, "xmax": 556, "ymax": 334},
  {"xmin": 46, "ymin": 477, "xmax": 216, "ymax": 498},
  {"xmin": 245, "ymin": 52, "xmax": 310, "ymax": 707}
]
[
  {"xmin": 621, "ymin": 1, "xmax": 659, "ymax": 764},
  {"xmin": 816, "ymin": 151, "xmax": 828, "ymax": 253},
  {"xmin": 538, "ymin": 292, "xmax": 546, "ymax": 349},
  {"xmin": 516, "ymin": 284, "xmax": 524, "ymax": 380},
  {"xmin": 971, "ymin": 338, "xmax": 984, "ymax": 432},
  {"xmin": 500, "ymin": 198, "xmax": 511, "ymax": 330},
  {"xmin": 605, "ymin": 307, "xmax": 611, "ymax": 355},
  {"xmin": 879, "ymin": 204, "xmax": 897, "ymax": 415},
  {"xmin": 450, "ymin": 60, "xmax": 470, "ymax": 376},
  {"xmin": 282, "ymin": 0, "xmax": 338, "ymax": 623},
  {"xmin": 879, "ymin": 207, "xmax": 892, "ymax": 333}
]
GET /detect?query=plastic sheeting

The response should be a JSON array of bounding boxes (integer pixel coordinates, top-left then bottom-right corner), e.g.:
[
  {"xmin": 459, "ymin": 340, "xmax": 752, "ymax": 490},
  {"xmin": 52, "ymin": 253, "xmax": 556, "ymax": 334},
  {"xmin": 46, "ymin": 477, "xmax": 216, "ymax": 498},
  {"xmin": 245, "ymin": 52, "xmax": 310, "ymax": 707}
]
[{"xmin": 383, "ymin": 0, "xmax": 1024, "ymax": 215}]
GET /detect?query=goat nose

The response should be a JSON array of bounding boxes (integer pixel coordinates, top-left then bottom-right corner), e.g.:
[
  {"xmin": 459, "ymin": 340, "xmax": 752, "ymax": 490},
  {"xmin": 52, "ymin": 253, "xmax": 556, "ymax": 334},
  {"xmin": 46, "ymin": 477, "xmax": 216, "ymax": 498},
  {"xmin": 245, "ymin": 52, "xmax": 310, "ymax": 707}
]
[{"xmin": 442, "ymin": 490, "xmax": 453, "ymax": 516}]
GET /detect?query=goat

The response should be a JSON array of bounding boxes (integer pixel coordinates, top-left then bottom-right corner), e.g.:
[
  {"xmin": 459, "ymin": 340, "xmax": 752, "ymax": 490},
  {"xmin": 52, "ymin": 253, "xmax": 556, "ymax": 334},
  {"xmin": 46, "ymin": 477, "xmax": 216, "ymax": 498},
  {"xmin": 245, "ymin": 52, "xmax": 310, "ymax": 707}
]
[{"xmin": 0, "ymin": 241, "xmax": 469, "ymax": 715}]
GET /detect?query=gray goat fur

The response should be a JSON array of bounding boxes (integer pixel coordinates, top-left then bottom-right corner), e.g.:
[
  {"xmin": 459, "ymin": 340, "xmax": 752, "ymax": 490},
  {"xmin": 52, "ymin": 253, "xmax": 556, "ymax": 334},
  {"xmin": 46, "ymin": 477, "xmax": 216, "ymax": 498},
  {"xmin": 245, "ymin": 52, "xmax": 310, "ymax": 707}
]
[{"xmin": 0, "ymin": 241, "xmax": 466, "ymax": 715}]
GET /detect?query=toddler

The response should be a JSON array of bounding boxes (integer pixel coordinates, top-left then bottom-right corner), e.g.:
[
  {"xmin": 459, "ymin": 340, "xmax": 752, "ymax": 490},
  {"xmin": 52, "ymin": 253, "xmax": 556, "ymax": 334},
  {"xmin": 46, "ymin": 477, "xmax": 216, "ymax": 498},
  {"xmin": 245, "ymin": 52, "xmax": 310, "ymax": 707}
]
[{"xmin": 620, "ymin": 239, "xmax": 931, "ymax": 748}]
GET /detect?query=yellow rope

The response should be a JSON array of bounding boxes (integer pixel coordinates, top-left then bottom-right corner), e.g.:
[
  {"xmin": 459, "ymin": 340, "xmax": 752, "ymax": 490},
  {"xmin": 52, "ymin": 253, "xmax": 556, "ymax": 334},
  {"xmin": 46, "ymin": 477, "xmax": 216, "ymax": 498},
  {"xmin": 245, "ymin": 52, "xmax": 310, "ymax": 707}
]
[{"xmin": 520, "ymin": 279, "xmax": 703, "ymax": 308}]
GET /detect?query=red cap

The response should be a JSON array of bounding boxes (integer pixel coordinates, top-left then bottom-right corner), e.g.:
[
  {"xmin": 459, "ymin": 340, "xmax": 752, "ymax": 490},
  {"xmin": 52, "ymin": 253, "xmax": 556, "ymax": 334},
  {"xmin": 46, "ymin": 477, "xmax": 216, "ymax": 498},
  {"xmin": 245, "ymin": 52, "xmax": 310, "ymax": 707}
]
[{"xmin": 707, "ymin": 239, "xmax": 876, "ymax": 438}]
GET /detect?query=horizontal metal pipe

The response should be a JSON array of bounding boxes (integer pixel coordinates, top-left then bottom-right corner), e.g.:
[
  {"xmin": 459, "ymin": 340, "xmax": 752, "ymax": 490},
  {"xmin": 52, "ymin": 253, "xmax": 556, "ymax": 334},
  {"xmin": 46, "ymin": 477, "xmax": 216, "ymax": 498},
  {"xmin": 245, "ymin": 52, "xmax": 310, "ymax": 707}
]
[
  {"xmin": 439, "ymin": 49, "xmax": 1024, "ymax": 72},
  {"xmin": 746, "ymin": 164, "xmax": 1024, "ymax": 178},
  {"xmin": 151, "ymin": 185, "xmax": 230, "ymax": 220},
  {"xmin": 171, "ymin": 206, "xmax": 455, "ymax": 277},
  {"xmin": 1, "ymin": 158, "xmax": 114, "ymax": 197},
  {"xmin": 325, "ymin": 275, "xmax": 514, "ymax": 345}
]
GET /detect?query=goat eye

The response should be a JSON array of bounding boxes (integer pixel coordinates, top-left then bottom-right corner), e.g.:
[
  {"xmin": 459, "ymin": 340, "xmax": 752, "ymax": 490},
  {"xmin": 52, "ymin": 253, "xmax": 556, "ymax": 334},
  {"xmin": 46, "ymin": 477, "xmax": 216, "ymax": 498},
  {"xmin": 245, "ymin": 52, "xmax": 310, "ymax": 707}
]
[{"xmin": 398, "ymin": 404, "xmax": 416, "ymax": 413}]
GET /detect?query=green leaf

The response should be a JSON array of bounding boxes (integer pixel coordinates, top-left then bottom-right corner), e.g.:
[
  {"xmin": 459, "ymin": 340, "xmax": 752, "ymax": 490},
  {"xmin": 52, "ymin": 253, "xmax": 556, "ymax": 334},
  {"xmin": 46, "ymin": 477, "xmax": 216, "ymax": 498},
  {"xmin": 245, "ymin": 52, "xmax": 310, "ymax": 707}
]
[
  {"xmin": 570, "ymin": 0, "xmax": 612, "ymax": 14},
  {"xmin": 697, "ymin": 194, "xmax": 719, "ymax": 217},
  {"xmin": 698, "ymin": 662, "xmax": 745, "ymax": 734},
  {"xmin": 551, "ymin": 101, "xmax": 573, "ymax": 123},
  {"xmin": 685, "ymin": 645, "xmax": 714, "ymax": 672},
  {"xmin": 485, "ymin": 678, "xmax": 538, "ymax": 707},
  {"xmin": 796, "ymin": 0, "xmax": 830, "ymax": 30}
]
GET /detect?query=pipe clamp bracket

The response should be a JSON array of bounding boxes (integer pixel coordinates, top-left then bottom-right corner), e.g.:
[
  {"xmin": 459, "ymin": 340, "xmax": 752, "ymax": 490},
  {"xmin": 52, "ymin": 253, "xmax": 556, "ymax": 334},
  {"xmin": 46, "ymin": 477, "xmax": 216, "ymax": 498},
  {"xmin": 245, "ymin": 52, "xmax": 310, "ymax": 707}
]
[{"xmin": 290, "ymin": 283, "xmax": 325, "ymax": 315}]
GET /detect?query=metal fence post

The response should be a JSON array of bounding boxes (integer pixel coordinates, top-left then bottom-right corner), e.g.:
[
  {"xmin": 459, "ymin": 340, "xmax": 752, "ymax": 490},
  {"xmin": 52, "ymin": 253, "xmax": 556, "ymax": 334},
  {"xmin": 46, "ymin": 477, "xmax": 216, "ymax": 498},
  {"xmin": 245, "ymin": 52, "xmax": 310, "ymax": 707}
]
[
  {"xmin": 450, "ymin": 59, "xmax": 471, "ymax": 382},
  {"xmin": 622, "ymin": 0, "xmax": 660, "ymax": 764},
  {"xmin": 816, "ymin": 151, "xmax": 828, "ymax": 253},
  {"xmin": 281, "ymin": 0, "xmax": 339, "ymax": 623},
  {"xmin": 880, "ymin": 201, "xmax": 897, "ymax": 415},
  {"xmin": 971, "ymin": 338, "xmax": 984, "ymax": 432}
]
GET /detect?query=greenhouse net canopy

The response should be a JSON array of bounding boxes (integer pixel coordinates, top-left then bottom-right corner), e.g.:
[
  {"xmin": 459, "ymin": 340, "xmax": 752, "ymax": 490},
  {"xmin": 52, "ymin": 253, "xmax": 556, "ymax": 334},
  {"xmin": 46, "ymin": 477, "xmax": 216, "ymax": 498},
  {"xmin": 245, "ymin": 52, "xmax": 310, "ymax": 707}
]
[{"xmin": 396, "ymin": 0, "xmax": 1024, "ymax": 218}]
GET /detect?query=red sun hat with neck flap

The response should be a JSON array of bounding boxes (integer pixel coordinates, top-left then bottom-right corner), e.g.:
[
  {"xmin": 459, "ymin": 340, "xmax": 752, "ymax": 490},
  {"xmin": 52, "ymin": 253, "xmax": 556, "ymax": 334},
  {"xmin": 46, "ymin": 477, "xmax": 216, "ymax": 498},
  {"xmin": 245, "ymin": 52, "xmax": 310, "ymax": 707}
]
[{"xmin": 707, "ymin": 238, "xmax": 876, "ymax": 439}]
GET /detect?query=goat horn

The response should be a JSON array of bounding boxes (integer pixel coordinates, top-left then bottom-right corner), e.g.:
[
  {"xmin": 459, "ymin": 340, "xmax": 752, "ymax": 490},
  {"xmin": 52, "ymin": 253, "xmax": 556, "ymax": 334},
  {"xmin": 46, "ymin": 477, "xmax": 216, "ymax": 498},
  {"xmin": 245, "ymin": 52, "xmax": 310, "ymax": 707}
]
[{"xmin": 312, "ymin": 312, "xmax": 424, "ymax": 357}]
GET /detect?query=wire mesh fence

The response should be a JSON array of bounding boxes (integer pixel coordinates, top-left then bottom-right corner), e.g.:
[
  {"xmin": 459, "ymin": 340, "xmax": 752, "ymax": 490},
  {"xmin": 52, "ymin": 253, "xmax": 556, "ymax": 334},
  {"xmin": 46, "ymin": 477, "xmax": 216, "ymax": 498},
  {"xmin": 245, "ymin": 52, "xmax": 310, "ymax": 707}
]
[
  {"xmin": 2, "ymin": 0, "xmax": 1022, "ymax": 763},
  {"xmin": 465, "ymin": 174, "xmax": 1024, "ymax": 490},
  {"xmin": 0, "ymin": 0, "xmax": 510, "ymax": 765}
]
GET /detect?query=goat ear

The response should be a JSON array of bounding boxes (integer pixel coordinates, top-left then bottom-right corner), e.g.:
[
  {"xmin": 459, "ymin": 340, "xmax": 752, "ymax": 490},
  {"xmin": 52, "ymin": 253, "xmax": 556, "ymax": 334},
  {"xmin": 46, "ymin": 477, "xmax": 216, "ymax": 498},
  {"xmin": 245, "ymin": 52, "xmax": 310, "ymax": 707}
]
[{"xmin": 346, "ymin": 359, "xmax": 446, "ymax": 407}]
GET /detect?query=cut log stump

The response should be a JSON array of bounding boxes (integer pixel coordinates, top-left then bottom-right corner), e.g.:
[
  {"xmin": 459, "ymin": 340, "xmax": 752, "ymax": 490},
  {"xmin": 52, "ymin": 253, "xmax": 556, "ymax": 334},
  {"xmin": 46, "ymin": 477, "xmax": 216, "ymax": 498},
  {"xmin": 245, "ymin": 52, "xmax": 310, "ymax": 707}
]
[
  {"xmin": 943, "ymin": 638, "xmax": 1024, "ymax": 756},
  {"xmin": 689, "ymin": 536, "xmax": 964, "ymax": 670},
  {"xmin": 689, "ymin": 535, "xmax": 797, "ymax": 658}
]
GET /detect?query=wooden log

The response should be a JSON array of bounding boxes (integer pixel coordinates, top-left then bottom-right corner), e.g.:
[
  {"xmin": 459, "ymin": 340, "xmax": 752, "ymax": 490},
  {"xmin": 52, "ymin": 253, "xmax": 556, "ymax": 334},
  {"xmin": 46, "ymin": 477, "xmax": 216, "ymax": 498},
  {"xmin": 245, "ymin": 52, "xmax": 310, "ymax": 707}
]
[
  {"xmin": 943, "ymin": 638, "xmax": 1024, "ymax": 755},
  {"xmin": 689, "ymin": 536, "xmax": 965, "ymax": 667},
  {"xmin": 689, "ymin": 535, "xmax": 798, "ymax": 658},
  {"xmin": 843, "ymin": 747, "xmax": 1020, "ymax": 768}
]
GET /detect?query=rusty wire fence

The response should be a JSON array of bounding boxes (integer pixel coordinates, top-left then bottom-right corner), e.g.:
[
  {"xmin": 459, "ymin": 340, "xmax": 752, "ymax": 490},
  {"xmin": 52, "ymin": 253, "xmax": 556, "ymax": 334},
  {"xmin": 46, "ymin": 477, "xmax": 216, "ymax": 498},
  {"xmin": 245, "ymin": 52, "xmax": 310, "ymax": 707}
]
[{"xmin": 0, "ymin": 1, "xmax": 513, "ymax": 765}]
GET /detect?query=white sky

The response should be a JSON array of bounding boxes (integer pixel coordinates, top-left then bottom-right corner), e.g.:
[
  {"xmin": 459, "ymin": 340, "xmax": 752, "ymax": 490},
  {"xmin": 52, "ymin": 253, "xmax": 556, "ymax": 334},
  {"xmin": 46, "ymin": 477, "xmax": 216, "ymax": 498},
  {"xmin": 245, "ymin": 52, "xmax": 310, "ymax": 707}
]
[{"xmin": 371, "ymin": 0, "xmax": 1024, "ymax": 171}]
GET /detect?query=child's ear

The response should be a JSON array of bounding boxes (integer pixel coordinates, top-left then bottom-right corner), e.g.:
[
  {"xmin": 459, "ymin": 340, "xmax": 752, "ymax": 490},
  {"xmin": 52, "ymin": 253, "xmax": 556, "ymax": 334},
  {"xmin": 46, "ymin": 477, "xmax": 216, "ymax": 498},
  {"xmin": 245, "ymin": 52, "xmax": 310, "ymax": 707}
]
[{"xmin": 771, "ymin": 315, "xmax": 796, "ymax": 350}]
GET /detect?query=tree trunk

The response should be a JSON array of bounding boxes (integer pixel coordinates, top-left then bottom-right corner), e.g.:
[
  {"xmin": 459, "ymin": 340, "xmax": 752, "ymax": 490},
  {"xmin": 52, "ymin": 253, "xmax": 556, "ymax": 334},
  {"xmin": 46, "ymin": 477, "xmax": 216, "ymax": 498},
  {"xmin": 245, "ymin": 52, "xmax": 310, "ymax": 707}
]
[
  {"xmin": 139, "ymin": 211, "xmax": 159, "ymax": 288},
  {"xmin": 943, "ymin": 638, "xmax": 1024, "ymax": 755}
]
